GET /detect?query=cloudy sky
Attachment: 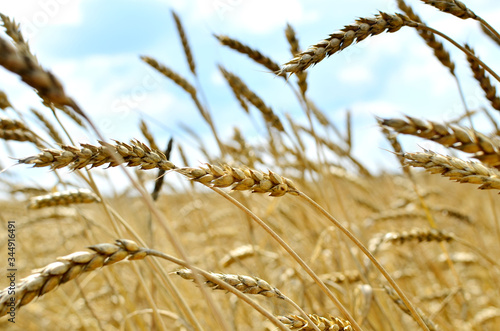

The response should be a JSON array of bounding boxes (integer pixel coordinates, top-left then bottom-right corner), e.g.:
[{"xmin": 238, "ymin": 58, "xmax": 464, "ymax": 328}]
[{"xmin": 1, "ymin": 0, "xmax": 500, "ymax": 191}]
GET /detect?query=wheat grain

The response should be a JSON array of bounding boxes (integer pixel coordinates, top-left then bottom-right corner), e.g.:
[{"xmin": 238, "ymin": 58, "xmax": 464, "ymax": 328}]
[
  {"xmin": 277, "ymin": 314, "xmax": 352, "ymax": 331},
  {"xmin": 403, "ymin": 150, "xmax": 500, "ymax": 190},
  {"xmin": 175, "ymin": 268, "xmax": 285, "ymax": 299},
  {"xmin": 370, "ymin": 227, "xmax": 455, "ymax": 252},
  {"xmin": 27, "ymin": 189, "xmax": 101, "ymax": 209},
  {"xmin": 280, "ymin": 12, "xmax": 416, "ymax": 74},
  {"xmin": 0, "ymin": 239, "xmax": 146, "ymax": 317}
]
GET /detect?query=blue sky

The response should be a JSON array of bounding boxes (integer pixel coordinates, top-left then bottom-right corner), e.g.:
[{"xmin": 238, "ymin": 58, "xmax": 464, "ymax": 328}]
[{"xmin": 1, "ymin": 0, "xmax": 500, "ymax": 191}]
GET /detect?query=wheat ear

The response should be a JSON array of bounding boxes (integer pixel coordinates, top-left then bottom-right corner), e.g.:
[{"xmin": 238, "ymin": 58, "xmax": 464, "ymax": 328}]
[
  {"xmin": 218, "ymin": 65, "xmax": 285, "ymax": 131},
  {"xmin": 175, "ymin": 269, "xmax": 284, "ymax": 299},
  {"xmin": 0, "ymin": 35, "xmax": 85, "ymax": 119},
  {"xmin": 420, "ymin": 0, "xmax": 476, "ymax": 20},
  {"xmin": 380, "ymin": 116, "xmax": 500, "ymax": 167},
  {"xmin": 18, "ymin": 139, "xmax": 176, "ymax": 171},
  {"xmin": 279, "ymin": 12, "xmax": 416, "ymax": 74},
  {"xmin": 403, "ymin": 150, "xmax": 500, "ymax": 190},
  {"xmin": 0, "ymin": 239, "xmax": 147, "ymax": 317},
  {"xmin": 464, "ymin": 44, "xmax": 500, "ymax": 111},
  {"xmin": 215, "ymin": 35, "xmax": 283, "ymax": 76},
  {"xmin": 277, "ymin": 314, "xmax": 352, "ymax": 331},
  {"xmin": 27, "ymin": 188, "xmax": 101, "ymax": 209},
  {"xmin": 171, "ymin": 10, "xmax": 196, "ymax": 76}
]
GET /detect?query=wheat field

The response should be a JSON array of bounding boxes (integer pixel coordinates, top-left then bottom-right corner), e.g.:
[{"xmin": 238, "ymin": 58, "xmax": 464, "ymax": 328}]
[{"xmin": 1, "ymin": 1, "xmax": 500, "ymax": 330}]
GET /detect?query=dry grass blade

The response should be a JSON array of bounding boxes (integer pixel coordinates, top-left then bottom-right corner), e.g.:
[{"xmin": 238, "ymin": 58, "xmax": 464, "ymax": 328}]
[
  {"xmin": 280, "ymin": 12, "xmax": 416, "ymax": 74},
  {"xmin": 379, "ymin": 116, "xmax": 500, "ymax": 167},
  {"xmin": 215, "ymin": 35, "xmax": 283, "ymax": 76},
  {"xmin": 397, "ymin": 0, "xmax": 455, "ymax": 74},
  {"xmin": 0, "ymin": 239, "xmax": 147, "ymax": 317},
  {"xmin": 27, "ymin": 188, "xmax": 101, "ymax": 209},
  {"xmin": 18, "ymin": 139, "xmax": 176, "ymax": 171},
  {"xmin": 171, "ymin": 10, "xmax": 196, "ymax": 76},
  {"xmin": 175, "ymin": 269, "xmax": 285, "ymax": 299},
  {"xmin": 464, "ymin": 44, "xmax": 500, "ymax": 111},
  {"xmin": 277, "ymin": 314, "xmax": 352, "ymax": 331},
  {"xmin": 403, "ymin": 150, "xmax": 500, "ymax": 190},
  {"xmin": 219, "ymin": 65, "xmax": 284, "ymax": 131},
  {"xmin": 420, "ymin": 0, "xmax": 477, "ymax": 20}
]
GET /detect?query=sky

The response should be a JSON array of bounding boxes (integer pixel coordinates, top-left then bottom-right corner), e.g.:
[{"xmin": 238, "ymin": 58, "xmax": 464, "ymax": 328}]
[{"xmin": 1, "ymin": 0, "xmax": 500, "ymax": 193}]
